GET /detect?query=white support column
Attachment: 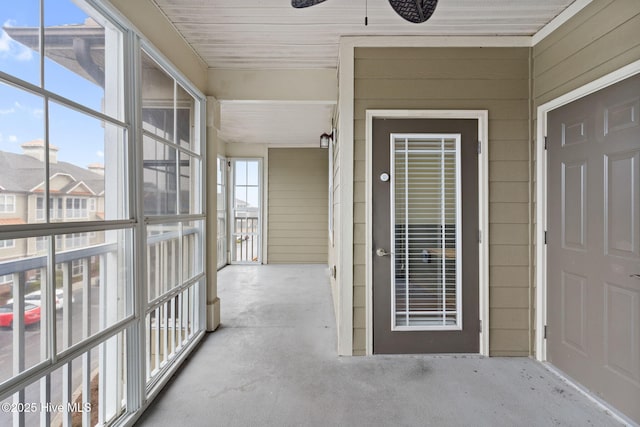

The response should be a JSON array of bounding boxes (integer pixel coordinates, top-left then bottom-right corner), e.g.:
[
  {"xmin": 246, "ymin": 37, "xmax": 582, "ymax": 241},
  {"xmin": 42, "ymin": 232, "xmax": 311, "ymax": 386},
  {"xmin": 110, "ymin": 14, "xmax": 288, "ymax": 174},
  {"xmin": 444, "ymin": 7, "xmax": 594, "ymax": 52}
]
[
  {"xmin": 337, "ymin": 40, "xmax": 355, "ymax": 356},
  {"xmin": 205, "ymin": 96, "xmax": 220, "ymax": 331}
]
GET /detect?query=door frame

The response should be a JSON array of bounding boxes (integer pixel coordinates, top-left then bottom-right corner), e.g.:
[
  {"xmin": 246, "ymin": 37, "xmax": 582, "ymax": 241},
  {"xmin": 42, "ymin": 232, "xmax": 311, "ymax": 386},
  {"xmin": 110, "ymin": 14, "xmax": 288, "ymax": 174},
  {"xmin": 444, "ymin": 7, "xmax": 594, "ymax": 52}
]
[
  {"xmin": 535, "ymin": 59, "xmax": 640, "ymax": 363},
  {"xmin": 228, "ymin": 157, "xmax": 263, "ymax": 264},
  {"xmin": 365, "ymin": 110, "xmax": 489, "ymax": 356}
]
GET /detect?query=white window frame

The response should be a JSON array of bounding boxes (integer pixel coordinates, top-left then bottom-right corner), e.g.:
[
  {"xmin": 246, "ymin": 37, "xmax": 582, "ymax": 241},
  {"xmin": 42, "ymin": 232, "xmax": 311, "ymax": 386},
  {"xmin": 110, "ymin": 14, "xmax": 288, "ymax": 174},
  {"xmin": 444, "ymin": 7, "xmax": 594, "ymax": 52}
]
[
  {"xmin": 0, "ymin": 194, "xmax": 16, "ymax": 213},
  {"xmin": 0, "ymin": 1, "xmax": 207, "ymax": 425},
  {"xmin": 229, "ymin": 158, "xmax": 262, "ymax": 264},
  {"xmin": 217, "ymin": 156, "xmax": 228, "ymax": 270},
  {"xmin": 0, "ymin": 239, "xmax": 15, "ymax": 249},
  {"xmin": 65, "ymin": 197, "xmax": 89, "ymax": 219},
  {"xmin": 389, "ymin": 133, "xmax": 463, "ymax": 332}
]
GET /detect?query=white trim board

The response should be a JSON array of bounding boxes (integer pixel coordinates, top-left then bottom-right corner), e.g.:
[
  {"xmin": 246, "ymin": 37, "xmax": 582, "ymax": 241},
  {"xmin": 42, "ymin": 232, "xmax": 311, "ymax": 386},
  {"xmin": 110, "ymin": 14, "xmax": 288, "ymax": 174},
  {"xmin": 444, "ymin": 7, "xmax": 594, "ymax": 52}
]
[
  {"xmin": 531, "ymin": 0, "xmax": 593, "ymax": 45},
  {"xmin": 535, "ymin": 59, "xmax": 640, "ymax": 364},
  {"xmin": 364, "ymin": 110, "xmax": 489, "ymax": 356}
]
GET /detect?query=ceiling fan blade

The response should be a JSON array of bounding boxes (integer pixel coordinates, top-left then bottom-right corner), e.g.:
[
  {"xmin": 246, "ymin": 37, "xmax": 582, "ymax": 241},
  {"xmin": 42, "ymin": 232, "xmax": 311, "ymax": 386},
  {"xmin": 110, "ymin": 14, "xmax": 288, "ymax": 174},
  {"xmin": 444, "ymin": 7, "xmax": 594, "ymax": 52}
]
[
  {"xmin": 388, "ymin": 0, "xmax": 438, "ymax": 23},
  {"xmin": 291, "ymin": 0, "xmax": 328, "ymax": 8}
]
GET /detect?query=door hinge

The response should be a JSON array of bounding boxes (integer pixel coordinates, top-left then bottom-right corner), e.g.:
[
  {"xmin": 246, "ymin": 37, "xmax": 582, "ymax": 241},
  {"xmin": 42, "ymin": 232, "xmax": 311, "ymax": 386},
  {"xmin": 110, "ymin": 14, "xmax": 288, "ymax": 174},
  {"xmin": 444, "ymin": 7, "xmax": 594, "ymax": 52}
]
[
  {"xmin": 544, "ymin": 136, "xmax": 548, "ymax": 150},
  {"xmin": 544, "ymin": 325, "xmax": 548, "ymax": 339},
  {"xmin": 477, "ymin": 140, "xmax": 482, "ymax": 154},
  {"xmin": 227, "ymin": 161, "xmax": 231, "ymax": 170},
  {"xmin": 478, "ymin": 230, "xmax": 482, "ymax": 244},
  {"xmin": 544, "ymin": 231, "xmax": 547, "ymax": 245},
  {"xmin": 479, "ymin": 319, "xmax": 482, "ymax": 333}
]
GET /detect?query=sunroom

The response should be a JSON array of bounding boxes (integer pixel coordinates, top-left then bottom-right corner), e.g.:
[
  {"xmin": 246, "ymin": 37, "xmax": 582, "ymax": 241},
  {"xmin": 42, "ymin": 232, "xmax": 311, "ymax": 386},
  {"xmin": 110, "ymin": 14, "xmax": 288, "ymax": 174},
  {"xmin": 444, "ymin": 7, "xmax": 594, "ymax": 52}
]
[{"xmin": 0, "ymin": 0, "xmax": 638, "ymax": 426}]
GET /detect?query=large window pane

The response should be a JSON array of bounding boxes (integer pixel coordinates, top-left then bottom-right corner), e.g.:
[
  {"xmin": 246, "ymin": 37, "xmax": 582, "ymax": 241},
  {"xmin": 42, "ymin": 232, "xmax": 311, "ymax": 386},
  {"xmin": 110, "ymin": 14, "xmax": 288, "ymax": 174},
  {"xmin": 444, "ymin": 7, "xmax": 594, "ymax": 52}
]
[
  {"xmin": 179, "ymin": 152, "xmax": 201, "ymax": 215},
  {"xmin": 0, "ymin": 0, "xmax": 206, "ymax": 423},
  {"xmin": 176, "ymin": 84, "xmax": 196, "ymax": 152},
  {"xmin": 183, "ymin": 220, "xmax": 204, "ymax": 282},
  {"xmin": 146, "ymin": 223, "xmax": 180, "ymax": 301},
  {"xmin": 144, "ymin": 137, "xmax": 177, "ymax": 216},
  {"xmin": 0, "ymin": 237, "xmax": 49, "ymax": 386},
  {"xmin": 0, "ymin": 0, "xmax": 41, "ymax": 86},
  {"xmin": 44, "ymin": 1, "xmax": 124, "ymax": 118},
  {"xmin": 48, "ymin": 101, "xmax": 128, "ymax": 221},
  {"xmin": 0, "ymin": 83, "xmax": 45, "ymax": 225},
  {"xmin": 141, "ymin": 52, "xmax": 174, "ymax": 142}
]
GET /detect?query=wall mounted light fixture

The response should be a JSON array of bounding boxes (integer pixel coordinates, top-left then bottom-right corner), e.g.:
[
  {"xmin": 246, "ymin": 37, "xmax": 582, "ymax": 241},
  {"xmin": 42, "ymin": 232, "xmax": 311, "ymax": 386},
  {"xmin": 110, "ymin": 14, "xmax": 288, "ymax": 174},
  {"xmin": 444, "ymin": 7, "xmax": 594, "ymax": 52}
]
[{"xmin": 320, "ymin": 131, "xmax": 333, "ymax": 149}]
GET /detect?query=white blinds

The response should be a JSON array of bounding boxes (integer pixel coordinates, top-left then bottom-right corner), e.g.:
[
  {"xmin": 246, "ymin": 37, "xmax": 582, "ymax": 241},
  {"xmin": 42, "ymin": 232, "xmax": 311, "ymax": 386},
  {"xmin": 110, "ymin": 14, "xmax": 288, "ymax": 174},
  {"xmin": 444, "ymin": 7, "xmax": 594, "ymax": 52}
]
[{"xmin": 391, "ymin": 134, "xmax": 462, "ymax": 330}]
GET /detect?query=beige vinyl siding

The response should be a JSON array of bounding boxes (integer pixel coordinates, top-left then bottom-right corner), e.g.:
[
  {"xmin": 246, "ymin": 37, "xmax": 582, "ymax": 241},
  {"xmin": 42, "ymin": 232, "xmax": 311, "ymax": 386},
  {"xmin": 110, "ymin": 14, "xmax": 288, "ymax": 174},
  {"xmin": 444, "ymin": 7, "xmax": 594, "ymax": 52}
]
[
  {"xmin": 268, "ymin": 148, "xmax": 328, "ymax": 264},
  {"xmin": 328, "ymin": 130, "xmax": 341, "ymax": 311},
  {"xmin": 531, "ymin": 0, "xmax": 640, "ymax": 354},
  {"xmin": 354, "ymin": 47, "xmax": 531, "ymax": 356}
]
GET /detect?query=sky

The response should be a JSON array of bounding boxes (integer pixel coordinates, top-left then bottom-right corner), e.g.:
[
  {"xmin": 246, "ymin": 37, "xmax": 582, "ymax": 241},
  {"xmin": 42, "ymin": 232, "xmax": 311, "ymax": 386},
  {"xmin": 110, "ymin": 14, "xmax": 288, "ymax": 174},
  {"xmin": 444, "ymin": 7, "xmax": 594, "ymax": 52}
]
[{"xmin": 0, "ymin": 0, "xmax": 108, "ymax": 168}]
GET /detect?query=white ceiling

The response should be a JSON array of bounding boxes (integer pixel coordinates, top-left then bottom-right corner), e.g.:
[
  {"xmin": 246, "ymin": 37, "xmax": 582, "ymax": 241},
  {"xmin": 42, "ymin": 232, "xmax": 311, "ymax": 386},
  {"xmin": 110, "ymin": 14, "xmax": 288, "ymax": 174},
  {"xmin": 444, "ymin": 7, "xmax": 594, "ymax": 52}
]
[
  {"xmin": 218, "ymin": 101, "xmax": 336, "ymax": 146},
  {"xmin": 153, "ymin": 0, "xmax": 578, "ymax": 69},
  {"xmin": 152, "ymin": 0, "xmax": 580, "ymax": 147}
]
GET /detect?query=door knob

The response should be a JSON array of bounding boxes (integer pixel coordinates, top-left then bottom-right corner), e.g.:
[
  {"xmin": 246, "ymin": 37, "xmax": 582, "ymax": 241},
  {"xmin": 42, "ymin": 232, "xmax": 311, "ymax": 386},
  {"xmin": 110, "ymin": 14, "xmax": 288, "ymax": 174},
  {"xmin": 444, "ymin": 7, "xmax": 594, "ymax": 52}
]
[{"xmin": 376, "ymin": 248, "xmax": 392, "ymax": 257}]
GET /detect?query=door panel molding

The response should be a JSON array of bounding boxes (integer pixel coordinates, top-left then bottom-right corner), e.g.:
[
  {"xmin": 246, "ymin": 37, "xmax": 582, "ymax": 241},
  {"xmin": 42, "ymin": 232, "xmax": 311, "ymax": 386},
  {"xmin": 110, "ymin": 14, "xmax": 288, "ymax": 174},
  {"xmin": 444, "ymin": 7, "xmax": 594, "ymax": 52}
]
[
  {"xmin": 365, "ymin": 110, "xmax": 489, "ymax": 356},
  {"xmin": 536, "ymin": 61, "xmax": 640, "ymax": 427},
  {"xmin": 536, "ymin": 60, "xmax": 640, "ymax": 364}
]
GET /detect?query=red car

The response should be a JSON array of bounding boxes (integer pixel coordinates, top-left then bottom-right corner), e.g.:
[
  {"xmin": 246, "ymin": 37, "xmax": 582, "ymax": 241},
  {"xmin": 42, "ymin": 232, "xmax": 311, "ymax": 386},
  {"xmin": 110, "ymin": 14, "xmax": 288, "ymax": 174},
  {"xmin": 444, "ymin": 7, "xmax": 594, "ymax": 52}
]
[{"xmin": 0, "ymin": 303, "xmax": 41, "ymax": 328}]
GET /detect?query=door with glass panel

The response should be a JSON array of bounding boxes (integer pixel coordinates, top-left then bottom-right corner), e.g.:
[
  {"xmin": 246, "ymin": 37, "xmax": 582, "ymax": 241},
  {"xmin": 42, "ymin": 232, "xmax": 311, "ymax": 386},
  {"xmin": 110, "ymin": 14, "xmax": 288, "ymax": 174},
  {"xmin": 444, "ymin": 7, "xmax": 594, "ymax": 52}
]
[
  {"xmin": 372, "ymin": 119, "xmax": 479, "ymax": 353},
  {"xmin": 230, "ymin": 159, "xmax": 261, "ymax": 263}
]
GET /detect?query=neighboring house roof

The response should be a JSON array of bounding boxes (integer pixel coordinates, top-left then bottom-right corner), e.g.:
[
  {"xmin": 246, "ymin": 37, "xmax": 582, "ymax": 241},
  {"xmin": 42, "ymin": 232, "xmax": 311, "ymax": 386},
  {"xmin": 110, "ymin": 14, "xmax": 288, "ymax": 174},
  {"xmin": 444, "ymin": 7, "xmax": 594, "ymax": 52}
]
[
  {"xmin": 0, "ymin": 218, "xmax": 26, "ymax": 225},
  {"xmin": 0, "ymin": 150, "xmax": 104, "ymax": 195},
  {"xmin": 4, "ymin": 20, "xmax": 105, "ymax": 87}
]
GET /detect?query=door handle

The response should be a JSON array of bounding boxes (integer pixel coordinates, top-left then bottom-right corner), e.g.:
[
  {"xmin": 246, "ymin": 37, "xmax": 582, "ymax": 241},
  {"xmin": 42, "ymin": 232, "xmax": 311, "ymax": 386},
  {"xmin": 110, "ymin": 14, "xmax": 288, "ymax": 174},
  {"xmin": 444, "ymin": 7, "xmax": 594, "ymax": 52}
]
[
  {"xmin": 630, "ymin": 274, "xmax": 640, "ymax": 280},
  {"xmin": 376, "ymin": 248, "xmax": 393, "ymax": 257}
]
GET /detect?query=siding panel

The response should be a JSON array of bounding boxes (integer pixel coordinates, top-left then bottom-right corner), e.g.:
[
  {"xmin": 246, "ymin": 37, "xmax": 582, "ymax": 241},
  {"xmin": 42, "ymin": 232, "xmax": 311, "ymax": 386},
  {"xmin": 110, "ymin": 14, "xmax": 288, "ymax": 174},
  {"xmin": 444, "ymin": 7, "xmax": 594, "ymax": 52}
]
[
  {"xmin": 268, "ymin": 148, "xmax": 328, "ymax": 264},
  {"xmin": 354, "ymin": 47, "xmax": 531, "ymax": 355}
]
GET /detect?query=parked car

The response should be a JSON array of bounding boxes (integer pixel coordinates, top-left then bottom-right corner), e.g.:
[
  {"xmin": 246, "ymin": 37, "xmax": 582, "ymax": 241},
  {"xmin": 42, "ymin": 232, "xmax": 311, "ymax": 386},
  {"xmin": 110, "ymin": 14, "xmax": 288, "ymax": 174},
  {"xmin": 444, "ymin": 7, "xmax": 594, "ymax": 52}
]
[
  {"xmin": 0, "ymin": 303, "xmax": 41, "ymax": 328},
  {"xmin": 8, "ymin": 289, "xmax": 73, "ymax": 311}
]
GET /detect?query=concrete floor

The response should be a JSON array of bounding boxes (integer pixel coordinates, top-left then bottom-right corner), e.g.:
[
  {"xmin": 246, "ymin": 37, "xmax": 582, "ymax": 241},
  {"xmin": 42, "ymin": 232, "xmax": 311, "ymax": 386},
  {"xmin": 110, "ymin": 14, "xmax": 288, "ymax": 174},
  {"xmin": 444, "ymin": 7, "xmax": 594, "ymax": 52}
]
[{"xmin": 137, "ymin": 264, "xmax": 622, "ymax": 427}]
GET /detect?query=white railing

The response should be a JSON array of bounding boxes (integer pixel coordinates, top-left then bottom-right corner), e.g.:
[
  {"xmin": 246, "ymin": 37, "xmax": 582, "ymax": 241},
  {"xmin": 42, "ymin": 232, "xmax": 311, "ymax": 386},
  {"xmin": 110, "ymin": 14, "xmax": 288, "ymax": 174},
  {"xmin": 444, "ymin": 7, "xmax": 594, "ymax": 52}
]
[{"xmin": 0, "ymin": 226, "xmax": 203, "ymax": 426}]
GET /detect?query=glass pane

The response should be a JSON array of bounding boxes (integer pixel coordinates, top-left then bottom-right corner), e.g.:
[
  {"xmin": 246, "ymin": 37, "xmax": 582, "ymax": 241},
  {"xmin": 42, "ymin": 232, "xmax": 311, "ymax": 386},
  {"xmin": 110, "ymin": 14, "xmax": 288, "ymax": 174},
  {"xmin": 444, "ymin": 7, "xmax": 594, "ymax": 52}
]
[
  {"xmin": 0, "ymin": 83, "xmax": 45, "ymax": 224},
  {"xmin": 48, "ymin": 101, "xmax": 128, "ymax": 221},
  {"xmin": 141, "ymin": 51, "xmax": 174, "ymax": 142},
  {"xmin": 246, "ymin": 187, "xmax": 259, "ymax": 209},
  {"xmin": 51, "ymin": 334, "xmax": 125, "ymax": 425},
  {"xmin": 0, "ymin": 237, "xmax": 48, "ymax": 385},
  {"xmin": 235, "ymin": 161, "xmax": 246, "ymax": 186},
  {"xmin": 247, "ymin": 160, "xmax": 259, "ymax": 185},
  {"xmin": 176, "ymin": 84, "xmax": 195, "ymax": 151},
  {"xmin": 234, "ymin": 187, "xmax": 247, "ymax": 210},
  {"xmin": 183, "ymin": 220, "xmax": 203, "ymax": 282},
  {"xmin": 0, "ymin": 0, "xmax": 41, "ymax": 86},
  {"xmin": 179, "ymin": 152, "xmax": 200, "ymax": 215},
  {"xmin": 143, "ymin": 137, "xmax": 177, "ymax": 215},
  {"xmin": 393, "ymin": 135, "xmax": 460, "ymax": 329},
  {"xmin": 44, "ymin": 1, "xmax": 123, "ymax": 118},
  {"xmin": 55, "ymin": 228, "xmax": 131, "ymax": 352},
  {"xmin": 146, "ymin": 223, "xmax": 180, "ymax": 301}
]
